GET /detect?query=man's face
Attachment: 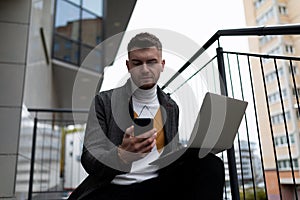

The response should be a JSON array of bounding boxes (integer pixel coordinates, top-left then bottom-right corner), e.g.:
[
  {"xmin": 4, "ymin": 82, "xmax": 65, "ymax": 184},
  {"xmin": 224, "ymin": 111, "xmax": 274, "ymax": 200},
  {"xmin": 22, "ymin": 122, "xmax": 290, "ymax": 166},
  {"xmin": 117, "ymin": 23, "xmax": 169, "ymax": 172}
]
[{"xmin": 126, "ymin": 47, "xmax": 165, "ymax": 90}]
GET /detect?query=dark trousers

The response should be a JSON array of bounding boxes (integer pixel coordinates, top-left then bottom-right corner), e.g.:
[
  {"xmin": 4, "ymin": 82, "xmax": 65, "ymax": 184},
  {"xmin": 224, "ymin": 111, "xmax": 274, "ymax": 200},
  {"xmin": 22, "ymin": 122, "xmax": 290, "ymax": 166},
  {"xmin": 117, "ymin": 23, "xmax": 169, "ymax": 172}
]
[{"xmin": 86, "ymin": 152, "xmax": 225, "ymax": 200}]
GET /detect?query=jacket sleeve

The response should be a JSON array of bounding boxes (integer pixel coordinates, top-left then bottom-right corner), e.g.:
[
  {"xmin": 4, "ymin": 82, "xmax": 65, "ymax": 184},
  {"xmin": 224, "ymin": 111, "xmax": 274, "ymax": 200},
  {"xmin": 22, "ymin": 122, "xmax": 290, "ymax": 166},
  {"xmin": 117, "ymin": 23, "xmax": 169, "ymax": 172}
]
[
  {"xmin": 172, "ymin": 102, "xmax": 181, "ymax": 149},
  {"xmin": 80, "ymin": 94, "xmax": 131, "ymax": 179}
]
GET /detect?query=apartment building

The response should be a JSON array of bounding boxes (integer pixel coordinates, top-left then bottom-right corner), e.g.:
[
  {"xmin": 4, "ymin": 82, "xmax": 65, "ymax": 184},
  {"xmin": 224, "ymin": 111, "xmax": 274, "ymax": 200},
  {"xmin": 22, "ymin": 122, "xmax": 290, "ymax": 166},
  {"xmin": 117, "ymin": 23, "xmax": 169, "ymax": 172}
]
[
  {"xmin": 243, "ymin": 0, "xmax": 300, "ymax": 199},
  {"xmin": 223, "ymin": 140, "xmax": 263, "ymax": 198}
]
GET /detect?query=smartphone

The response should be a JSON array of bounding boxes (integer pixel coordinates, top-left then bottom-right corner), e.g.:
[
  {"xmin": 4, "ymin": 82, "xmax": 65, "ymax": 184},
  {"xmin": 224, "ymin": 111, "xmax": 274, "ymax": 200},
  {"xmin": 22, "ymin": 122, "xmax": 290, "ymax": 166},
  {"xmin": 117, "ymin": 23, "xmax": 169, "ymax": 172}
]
[{"xmin": 133, "ymin": 118, "xmax": 153, "ymax": 137}]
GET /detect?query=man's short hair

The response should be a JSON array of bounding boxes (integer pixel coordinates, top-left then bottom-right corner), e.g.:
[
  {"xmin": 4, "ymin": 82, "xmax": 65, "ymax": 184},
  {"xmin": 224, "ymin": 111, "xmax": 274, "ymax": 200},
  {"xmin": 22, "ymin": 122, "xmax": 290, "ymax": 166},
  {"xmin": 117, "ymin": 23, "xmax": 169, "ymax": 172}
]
[{"xmin": 127, "ymin": 32, "xmax": 162, "ymax": 52}]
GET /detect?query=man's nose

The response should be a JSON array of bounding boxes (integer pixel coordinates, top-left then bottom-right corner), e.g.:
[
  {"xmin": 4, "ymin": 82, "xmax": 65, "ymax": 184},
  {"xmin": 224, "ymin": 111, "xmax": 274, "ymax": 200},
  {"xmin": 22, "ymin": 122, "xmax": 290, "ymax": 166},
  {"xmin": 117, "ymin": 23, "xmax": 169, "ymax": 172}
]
[{"xmin": 140, "ymin": 63, "xmax": 150, "ymax": 72}]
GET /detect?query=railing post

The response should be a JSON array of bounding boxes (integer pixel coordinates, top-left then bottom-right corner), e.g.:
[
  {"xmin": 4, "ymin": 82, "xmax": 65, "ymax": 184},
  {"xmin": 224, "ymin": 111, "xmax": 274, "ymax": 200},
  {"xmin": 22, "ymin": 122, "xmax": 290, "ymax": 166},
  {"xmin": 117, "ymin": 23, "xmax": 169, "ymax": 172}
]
[
  {"xmin": 28, "ymin": 116, "xmax": 38, "ymax": 200},
  {"xmin": 216, "ymin": 47, "xmax": 240, "ymax": 200}
]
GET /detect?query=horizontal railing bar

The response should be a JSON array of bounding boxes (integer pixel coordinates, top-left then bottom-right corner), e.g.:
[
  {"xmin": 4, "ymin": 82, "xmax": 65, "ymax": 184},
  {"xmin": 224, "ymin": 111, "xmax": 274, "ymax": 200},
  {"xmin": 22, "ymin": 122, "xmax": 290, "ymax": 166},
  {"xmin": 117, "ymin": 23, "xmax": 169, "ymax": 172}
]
[
  {"xmin": 27, "ymin": 108, "xmax": 89, "ymax": 113},
  {"xmin": 37, "ymin": 119, "xmax": 87, "ymax": 123},
  {"xmin": 223, "ymin": 50, "xmax": 300, "ymax": 61},
  {"xmin": 169, "ymin": 55, "xmax": 217, "ymax": 95},
  {"xmin": 32, "ymin": 190, "xmax": 71, "ymax": 193},
  {"xmin": 217, "ymin": 24, "xmax": 300, "ymax": 36},
  {"xmin": 162, "ymin": 24, "xmax": 300, "ymax": 90}
]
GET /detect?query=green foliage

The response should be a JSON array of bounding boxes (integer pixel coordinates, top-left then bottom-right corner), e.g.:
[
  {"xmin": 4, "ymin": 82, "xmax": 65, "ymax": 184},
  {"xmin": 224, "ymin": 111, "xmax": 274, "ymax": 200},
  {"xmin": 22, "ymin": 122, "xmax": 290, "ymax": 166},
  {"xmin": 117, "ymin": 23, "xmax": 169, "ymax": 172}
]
[{"xmin": 239, "ymin": 187, "xmax": 267, "ymax": 200}]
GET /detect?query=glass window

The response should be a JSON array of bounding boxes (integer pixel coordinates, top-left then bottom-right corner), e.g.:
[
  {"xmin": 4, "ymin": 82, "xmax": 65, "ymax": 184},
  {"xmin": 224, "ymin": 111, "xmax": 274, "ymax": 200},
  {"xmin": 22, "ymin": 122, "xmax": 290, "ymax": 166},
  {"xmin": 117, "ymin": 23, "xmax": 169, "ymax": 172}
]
[
  {"xmin": 81, "ymin": 10, "xmax": 102, "ymax": 47},
  {"xmin": 53, "ymin": 0, "xmax": 103, "ymax": 69},
  {"xmin": 275, "ymin": 138, "xmax": 279, "ymax": 146},
  {"xmin": 290, "ymin": 135, "xmax": 295, "ymax": 144},
  {"xmin": 64, "ymin": 55, "xmax": 71, "ymax": 61},
  {"xmin": 293, "ymin": 159, "xmax": 299, "ymax": 168},
  {"xmin": 285, "ymin": 111, "xmax": 291, "ymax": 120},
  {"xmin": 74, "ymin": 50, "xmax": 80, "ymax": 62},
  {"xmin": 68, "ymin": 0, "xmax": 80, "ymax": 6},
  {"xmin": 278, "ymin": 161, "xmax": 283, "ymax": 168},
  {"xmin": 285, "ymin": 45, "xmax": 294, "ymax": 54},
  {"xmin": 282, "ymin": 160, "xmax": 287, "ymax": 168},
  {"xmin": 65, "ymin": 40, "xmax": 72, "ymax": 49},
  {"xmin": 280, "ymin": 137, "xmax": 284, "ymax": 144},
  {"xmin": 278, "ymin": 5, "xmax": 287, "ymax": 15},
  {"xmin": 289, "ymin": 65, "xmax": 297, "ymax": 74},
  {"xmin": 76, "ymin": 155, "xmax": 81, "ymax": 161},
  {"xmin": 282, "ymin": 136, "xmax": 287, "ymax": 144},
  {"xmin": 55, "ymin": 0, "xmax": 80, "ymax": 41},
  {"xmin": 82, "ymin": 0, "xmax": 103, "ymax": 16},
  {"xmin": 53, "ymin": 35, "xmax": 79, "ymax": 64},
  {"xmin": 54, "ymin": 43, "xmax": 60, "ymax": 52}
]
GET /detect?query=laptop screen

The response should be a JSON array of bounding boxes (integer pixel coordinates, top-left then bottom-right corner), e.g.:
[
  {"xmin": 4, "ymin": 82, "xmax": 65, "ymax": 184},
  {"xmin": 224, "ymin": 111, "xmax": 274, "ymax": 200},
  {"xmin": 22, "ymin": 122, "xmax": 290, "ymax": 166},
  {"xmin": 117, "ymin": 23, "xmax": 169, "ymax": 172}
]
[{"xmin": 188, "ymin": 92, "xmax": 248, "ymax": 156}]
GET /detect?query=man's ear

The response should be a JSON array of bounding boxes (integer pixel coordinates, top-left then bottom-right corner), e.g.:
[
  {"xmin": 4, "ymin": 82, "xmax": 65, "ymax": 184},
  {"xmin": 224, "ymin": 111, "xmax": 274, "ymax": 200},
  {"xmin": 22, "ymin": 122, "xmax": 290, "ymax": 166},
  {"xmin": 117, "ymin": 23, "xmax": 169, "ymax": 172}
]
[
  {"xmin": 126, "ymin": 60, "xmax": 130, "ymax": 71},
  {"xmin": 161, "ymin": 59, "xmax": 165, "ymax": 72}
]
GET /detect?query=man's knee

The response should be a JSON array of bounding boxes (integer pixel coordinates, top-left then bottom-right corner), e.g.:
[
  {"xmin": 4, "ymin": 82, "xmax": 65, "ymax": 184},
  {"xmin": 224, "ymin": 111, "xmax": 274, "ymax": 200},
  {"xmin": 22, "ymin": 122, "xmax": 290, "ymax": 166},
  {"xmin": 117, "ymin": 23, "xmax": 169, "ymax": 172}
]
[
  {"xmin": 202, "ymin": 154, "xmax": 224, "ymax": 179},
  {"xmin": 186, "ymin": 153, "xmax": 225, "ymax": 187},
  {"xmin": 181, "ymin": 153, "xmax": 225, "ymax": 199}
]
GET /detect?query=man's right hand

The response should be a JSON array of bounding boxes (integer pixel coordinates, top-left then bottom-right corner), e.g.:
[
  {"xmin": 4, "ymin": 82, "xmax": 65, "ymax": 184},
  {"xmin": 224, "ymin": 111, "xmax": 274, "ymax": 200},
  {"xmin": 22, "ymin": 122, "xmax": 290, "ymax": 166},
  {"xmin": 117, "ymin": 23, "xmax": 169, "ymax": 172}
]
[{"xmin": 118, "ymin": 125, "xmax": 157, "ymax": 163}]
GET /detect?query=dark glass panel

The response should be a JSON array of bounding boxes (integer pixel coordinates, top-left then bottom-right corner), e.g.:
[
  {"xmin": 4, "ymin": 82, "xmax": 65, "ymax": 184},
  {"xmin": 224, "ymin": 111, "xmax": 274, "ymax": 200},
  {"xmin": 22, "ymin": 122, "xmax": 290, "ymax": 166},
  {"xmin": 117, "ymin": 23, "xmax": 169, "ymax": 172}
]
[{"xmin": 53, "ymin": 34, "xmax": 79, "ymax": 65}]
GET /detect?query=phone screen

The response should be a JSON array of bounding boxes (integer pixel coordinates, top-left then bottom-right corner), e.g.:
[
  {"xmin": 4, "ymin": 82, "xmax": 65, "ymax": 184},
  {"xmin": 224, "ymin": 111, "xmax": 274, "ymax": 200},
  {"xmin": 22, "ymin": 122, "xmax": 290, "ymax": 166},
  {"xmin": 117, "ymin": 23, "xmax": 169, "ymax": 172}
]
[{"xmin": 133, "ymin": 118, "xmax": 153, "ymax": 136}]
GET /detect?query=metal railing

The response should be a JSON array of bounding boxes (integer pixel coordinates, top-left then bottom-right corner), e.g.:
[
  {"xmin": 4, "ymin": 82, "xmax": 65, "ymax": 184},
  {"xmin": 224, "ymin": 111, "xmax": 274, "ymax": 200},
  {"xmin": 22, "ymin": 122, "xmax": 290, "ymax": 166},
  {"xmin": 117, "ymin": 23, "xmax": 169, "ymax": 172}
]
[
  {"xmin": 162, "ymin": 24, "xmax": 300, "ymax": 200},
  {"xmin": 23, "ymin": 24, "xmax": 300, "ymax": 200},
  {"xmin": 25, "ymin": 108, "xmax": 89, "ymax": 200}
]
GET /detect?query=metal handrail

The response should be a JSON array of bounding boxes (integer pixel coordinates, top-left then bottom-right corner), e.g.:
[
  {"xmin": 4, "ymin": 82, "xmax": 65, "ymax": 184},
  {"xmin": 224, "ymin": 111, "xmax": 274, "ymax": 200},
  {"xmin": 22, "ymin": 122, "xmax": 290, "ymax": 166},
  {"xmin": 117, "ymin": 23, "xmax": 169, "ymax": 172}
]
[
  {"xmin": 26, "ymin": 108, "xmax": 88, "ymax": 200},
  {"xmin": 162, "ymin": 23, "xmax": 300, "ymax": 90},
  {"xmin": 27, "ymin": 108, "xmax": 89, "ymax": 113},
  {"xmin": 161, "ymin": 23, "xmax": 300, "ymax": 200}
]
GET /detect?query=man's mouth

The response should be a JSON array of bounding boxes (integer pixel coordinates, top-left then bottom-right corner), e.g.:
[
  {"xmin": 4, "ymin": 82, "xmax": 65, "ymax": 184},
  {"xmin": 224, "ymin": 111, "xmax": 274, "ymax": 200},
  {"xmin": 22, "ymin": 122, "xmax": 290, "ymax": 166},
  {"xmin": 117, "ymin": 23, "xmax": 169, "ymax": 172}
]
[{"xmin": 140, "ymin": 77, "xmax": 152, "ymax": 80}]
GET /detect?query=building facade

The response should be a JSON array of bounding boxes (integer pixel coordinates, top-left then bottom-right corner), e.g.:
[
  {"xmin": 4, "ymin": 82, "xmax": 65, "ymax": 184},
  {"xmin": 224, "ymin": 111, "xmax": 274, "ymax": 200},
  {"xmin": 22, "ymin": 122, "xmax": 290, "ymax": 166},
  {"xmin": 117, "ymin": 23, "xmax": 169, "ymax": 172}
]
[
  {"xmin": 223, "ymin": 140, "xmax": 263, "ymax": 198},
  {"xmin": 243, "ymin": 0, "xmax": 300, "ymax": 199},
  {"xmin": 0, "ymin": 0, "xmax": 136, "ymax": 199}
]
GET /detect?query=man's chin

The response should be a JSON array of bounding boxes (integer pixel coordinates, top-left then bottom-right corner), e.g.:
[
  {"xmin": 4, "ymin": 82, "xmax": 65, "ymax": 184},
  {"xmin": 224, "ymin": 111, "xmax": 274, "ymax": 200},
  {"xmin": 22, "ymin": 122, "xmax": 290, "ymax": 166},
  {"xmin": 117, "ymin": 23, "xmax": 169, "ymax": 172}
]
[{"xmin": 139, "ymin": 83, "xmax": 155, "ymax": 90}]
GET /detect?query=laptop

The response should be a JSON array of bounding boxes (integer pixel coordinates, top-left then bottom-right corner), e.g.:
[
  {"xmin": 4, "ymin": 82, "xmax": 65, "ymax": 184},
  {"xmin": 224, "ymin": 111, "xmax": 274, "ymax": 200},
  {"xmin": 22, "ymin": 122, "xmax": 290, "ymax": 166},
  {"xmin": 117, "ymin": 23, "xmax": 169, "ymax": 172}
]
[{"xmin": 150, "ymin": 92, "xmax": 248, "ymax": 166}]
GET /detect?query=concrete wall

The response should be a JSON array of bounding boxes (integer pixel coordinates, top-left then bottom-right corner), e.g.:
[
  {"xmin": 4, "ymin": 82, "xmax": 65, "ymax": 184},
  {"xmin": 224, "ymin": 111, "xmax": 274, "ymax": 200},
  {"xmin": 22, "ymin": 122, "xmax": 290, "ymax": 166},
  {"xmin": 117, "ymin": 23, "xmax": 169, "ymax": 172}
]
[
  {"xmin": 0, "ymin": 0, "xmax": 136, "ymax": 198},
  {"xmin": 0, "ymin": 0, "xmax": 56, "ymax": 198},
  {"xmin": 15, "ymin": 1, "xmax": 57, "ymax": 198},
  {"xmin": 0, "ymin": 0, "xmax": 31, "ymax": 198},
  {"xmin": 23, "ymin": 0, "xmax": 56, "ymax": 109}
]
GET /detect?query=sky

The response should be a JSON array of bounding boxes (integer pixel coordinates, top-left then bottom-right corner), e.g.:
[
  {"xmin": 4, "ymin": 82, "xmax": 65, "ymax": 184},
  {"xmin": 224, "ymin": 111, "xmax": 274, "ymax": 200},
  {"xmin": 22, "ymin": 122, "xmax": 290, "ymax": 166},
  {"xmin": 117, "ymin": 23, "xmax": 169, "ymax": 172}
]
[
  {"xmin": 98, "ymin": 0, "xmax": 256, "ymax": 142},
  {"xmin": 101, "ymin": 0, "xmax": 249, "ymax": 91},
  {"xmin": 127, "ymin": 0, "xmax": 247, "ymax": 44}
]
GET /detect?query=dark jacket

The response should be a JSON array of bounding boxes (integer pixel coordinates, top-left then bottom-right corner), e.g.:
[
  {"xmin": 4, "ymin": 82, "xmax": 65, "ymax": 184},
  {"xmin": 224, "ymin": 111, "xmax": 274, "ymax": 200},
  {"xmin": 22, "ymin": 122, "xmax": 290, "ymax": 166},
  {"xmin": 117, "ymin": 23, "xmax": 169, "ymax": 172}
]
[{"xmin": 68, "ymin": 80, "xmax": 180, "ymax": 199}]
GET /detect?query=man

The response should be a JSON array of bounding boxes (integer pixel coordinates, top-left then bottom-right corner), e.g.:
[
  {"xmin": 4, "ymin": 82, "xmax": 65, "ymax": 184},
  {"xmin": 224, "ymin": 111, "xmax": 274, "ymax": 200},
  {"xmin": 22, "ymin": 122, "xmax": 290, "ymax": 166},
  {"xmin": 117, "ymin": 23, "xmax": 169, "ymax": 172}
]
[{"xmin": 69, "ymin": 32, "xmax": 225, "ymax": 200}]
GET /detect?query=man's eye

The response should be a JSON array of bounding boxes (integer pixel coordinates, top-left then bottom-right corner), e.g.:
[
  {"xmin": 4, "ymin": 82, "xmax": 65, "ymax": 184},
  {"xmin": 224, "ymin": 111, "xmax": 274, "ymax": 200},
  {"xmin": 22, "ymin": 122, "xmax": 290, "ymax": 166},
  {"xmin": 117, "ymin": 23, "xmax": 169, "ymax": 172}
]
[
  {"xmin": 147, "ymin": 61, "xmax": 158, "ymax": 65},
  {"xmin": 132, "ymin": 62, "xmax": 142, "ymax": 66}
]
